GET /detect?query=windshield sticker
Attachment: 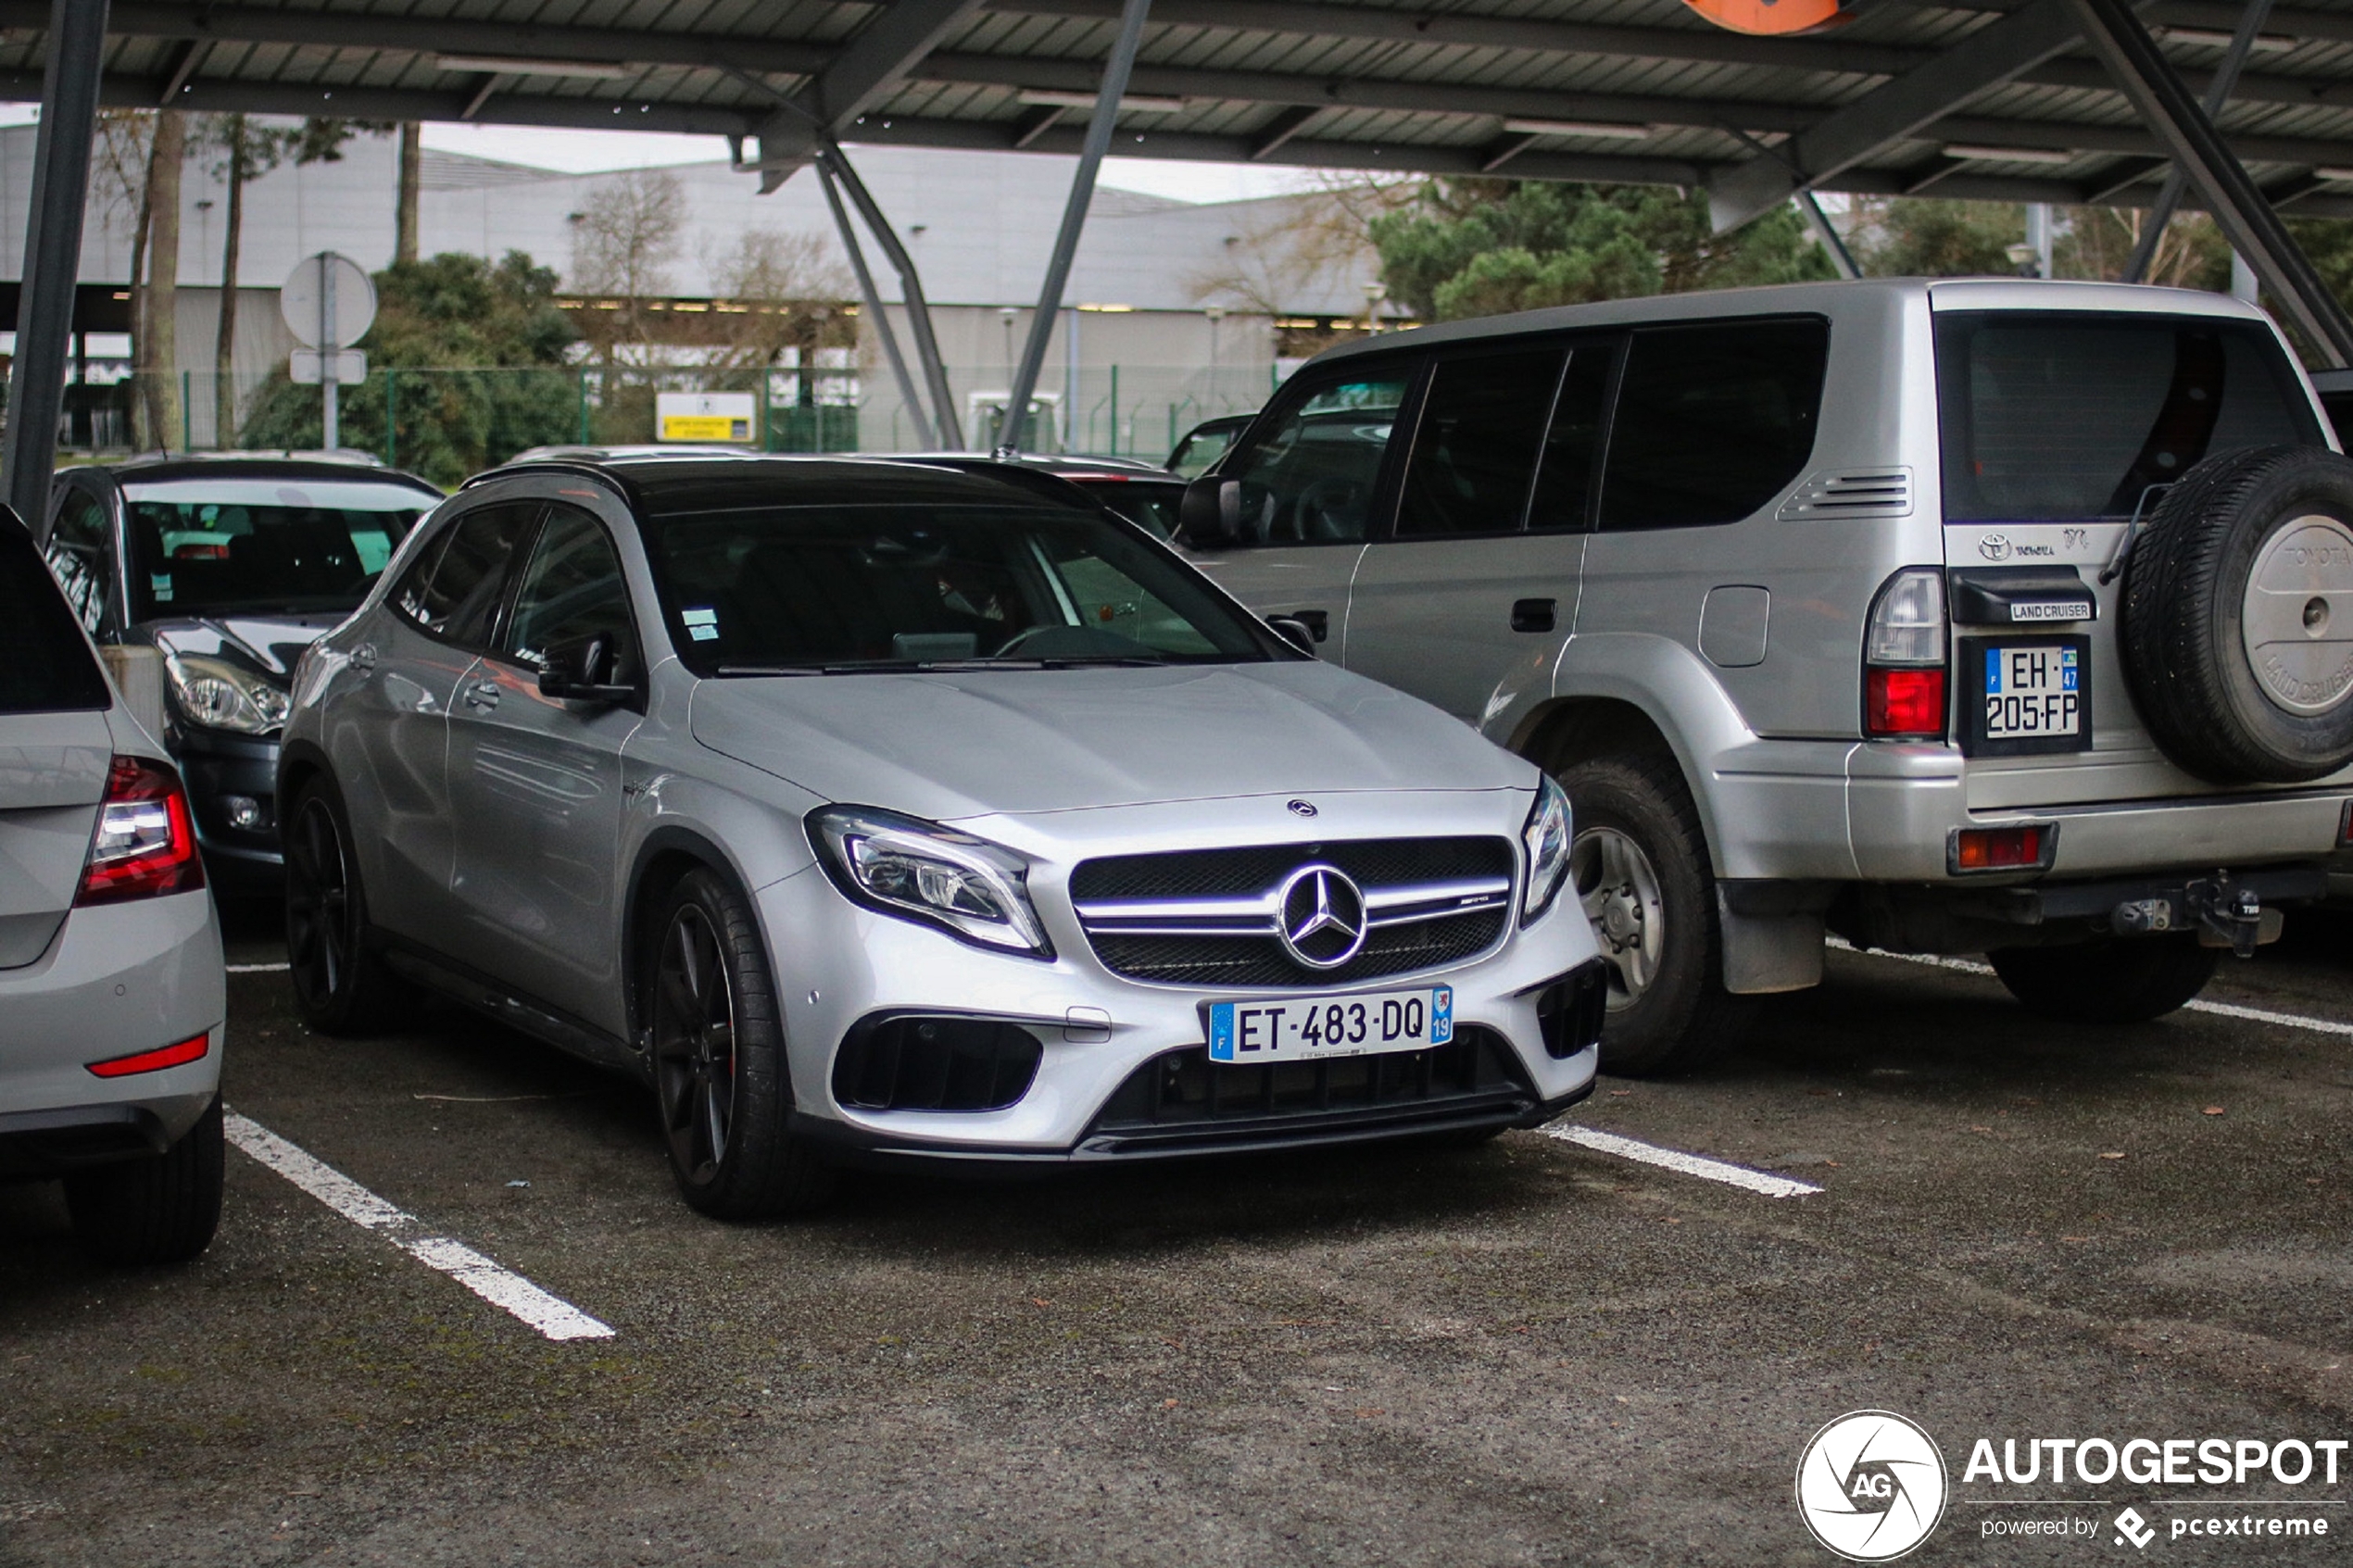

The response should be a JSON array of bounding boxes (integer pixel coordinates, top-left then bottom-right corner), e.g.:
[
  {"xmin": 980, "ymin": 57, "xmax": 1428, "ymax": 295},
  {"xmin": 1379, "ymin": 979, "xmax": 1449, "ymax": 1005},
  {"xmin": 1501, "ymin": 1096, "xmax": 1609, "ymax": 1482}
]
[
  {"xmin": 682, "ymin": 607, "xmax": 720, "ymax": 642},
  {"xmin": 149, "ymin": 572, "xmax": 173, "ymax": 603}
]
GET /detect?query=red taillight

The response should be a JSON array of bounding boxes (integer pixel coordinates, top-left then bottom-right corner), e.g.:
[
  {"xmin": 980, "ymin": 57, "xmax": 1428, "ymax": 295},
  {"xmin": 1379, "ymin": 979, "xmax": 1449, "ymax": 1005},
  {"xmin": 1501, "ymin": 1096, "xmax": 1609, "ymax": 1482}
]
[
  {"xmin": 1866, "ymin": 667, "xmax": 1948, "ymax": 738},
  {"xmin": 1951, "ymin": 825, "xmax": 2051, "ymax": 872},
  {"xmin": 86, "ymin": 1032, "xmax": 210, "ymax": 1078},
  {"xmin": 77, "ymin": 755, "xmax": 206, "ymax": 906}
]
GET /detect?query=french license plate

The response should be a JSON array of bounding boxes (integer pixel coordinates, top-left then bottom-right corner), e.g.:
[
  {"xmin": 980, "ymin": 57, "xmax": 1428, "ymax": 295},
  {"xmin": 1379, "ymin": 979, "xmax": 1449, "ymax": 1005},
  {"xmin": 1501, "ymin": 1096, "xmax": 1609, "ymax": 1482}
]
[
  {"xmin": 1965, "ymin": 636, "xmax": 2092, "ymax": 757},
  {"xmin": 1207, "ymin": 986, "xmax": 1453, "ymax": 1064},
  {"xmin": 1984, "ymin": 644, "xmax": 2080, "ymax": 737}
]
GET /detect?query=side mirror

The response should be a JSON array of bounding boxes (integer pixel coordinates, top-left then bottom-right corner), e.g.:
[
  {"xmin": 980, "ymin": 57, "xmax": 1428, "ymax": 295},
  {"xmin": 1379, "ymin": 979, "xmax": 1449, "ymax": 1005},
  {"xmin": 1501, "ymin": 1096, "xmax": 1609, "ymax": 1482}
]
[
  {"xmin": 1266, "ymin": 616, "xmax": 1318, "ymax": 658},
  {"xmin": 1176, "ymin": 475, "xmax": 1244, "ymax": 549},
  {"xmin": 538, "ymin": 632, "xmax": 637, "ymax": 708}
]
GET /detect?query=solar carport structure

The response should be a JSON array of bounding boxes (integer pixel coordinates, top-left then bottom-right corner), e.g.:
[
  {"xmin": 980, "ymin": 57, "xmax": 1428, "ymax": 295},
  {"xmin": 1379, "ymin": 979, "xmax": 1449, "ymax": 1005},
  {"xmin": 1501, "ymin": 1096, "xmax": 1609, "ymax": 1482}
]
[{"xmin": 8, "ymin": 0, "xmax": 2353, "ymax": 506}]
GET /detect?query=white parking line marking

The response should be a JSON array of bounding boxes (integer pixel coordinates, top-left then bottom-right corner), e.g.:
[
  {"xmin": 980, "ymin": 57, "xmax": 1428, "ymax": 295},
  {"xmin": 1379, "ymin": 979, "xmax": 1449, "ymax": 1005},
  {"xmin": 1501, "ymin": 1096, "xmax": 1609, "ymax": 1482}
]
[
  {"xmin": 226, "ymin": 961, "xmax": 291, "ymax": 973},
  {"xmin": 1830, "ymin": 938, "xmax": 2353, "ymax": 1037},
  {"xmin": 1542, "ymin": 1124, "xmax": 1824, "ymax": 1198},
  {"xmin": 223, "ymin": 1110, "xmax": 615, "ymax": 1342}
]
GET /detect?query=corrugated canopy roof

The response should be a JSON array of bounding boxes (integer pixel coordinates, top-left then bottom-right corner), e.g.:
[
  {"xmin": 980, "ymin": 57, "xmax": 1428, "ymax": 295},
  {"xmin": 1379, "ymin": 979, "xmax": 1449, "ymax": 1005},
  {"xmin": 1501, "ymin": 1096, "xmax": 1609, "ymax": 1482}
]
[{"xmin": 6, "ymin": 0, "xmax": 2353, "ymax": 221}]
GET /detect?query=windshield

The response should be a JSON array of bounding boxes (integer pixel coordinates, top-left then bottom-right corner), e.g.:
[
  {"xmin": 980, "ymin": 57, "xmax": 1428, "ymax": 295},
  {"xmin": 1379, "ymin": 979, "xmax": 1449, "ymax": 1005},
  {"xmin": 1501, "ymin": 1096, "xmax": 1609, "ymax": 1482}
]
[
  {"xmin": 1169, "ymin": 421, "xmax": 1241, "ymax": 479},
  {"xmin": 123, "ymin": 479, "xmax": 434, "ymax": 618},
  {"xmin": 1074, "ymin": 480, "xmax": 1183, "ymax": 538},
  {"xmin": 1936, "ymin": 312, "xmax": 2322, "ymax": 523},
  {"xmin": 647, "ymin": 502, "xmax": 1278, "ymax": 675}
]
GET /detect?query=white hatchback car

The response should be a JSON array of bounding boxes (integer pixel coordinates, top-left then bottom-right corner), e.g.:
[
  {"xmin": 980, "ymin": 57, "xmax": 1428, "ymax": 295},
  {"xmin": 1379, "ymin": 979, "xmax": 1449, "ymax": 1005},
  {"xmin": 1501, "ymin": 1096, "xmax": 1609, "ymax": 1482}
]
[{"xmin": 0, "ymin": 505, "xmax": 225, "ymax": 1264}]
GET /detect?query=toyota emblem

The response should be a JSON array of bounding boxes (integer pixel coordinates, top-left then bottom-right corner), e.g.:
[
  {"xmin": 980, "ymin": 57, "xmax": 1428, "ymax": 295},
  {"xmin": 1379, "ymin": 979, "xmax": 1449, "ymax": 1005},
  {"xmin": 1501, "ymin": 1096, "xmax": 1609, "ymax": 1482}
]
[{"xmin": 1275, "ymin": 864, "xmax": 1368, "ymax": 970}]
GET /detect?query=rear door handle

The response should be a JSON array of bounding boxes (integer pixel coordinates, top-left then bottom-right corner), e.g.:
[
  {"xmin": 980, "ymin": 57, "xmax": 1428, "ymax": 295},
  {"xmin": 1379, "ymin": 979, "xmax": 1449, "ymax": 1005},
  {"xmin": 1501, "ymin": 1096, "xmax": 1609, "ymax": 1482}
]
[
  {"xmin": 463, "ymin": 681, "xmax": 500, "ymax": 710},
  {"xmin": 1511, "ymin": 597, "xmax": 1556, "ymax": 633}
]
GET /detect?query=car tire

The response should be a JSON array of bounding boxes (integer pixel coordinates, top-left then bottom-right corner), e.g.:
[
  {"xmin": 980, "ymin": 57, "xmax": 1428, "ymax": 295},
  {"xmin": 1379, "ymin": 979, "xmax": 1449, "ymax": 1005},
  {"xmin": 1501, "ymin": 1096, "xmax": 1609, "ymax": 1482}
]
[
  {"xmin": 2121, "ymin": 444, "xmax": 2353, "ymax": 784},
  {"xmin": 1987, "ymin": 936, "xmax": 2219, "ymax": 1024},
  {"xmin": 65, "ymin": 1095, "xmax": 224, "ymax": 1265},
  {"xmin": 1558, "ymin": 752, "xmax": 1755, "ymax": 1076},
  {"xmin": 283, "ymin": 776, "xmax": 418, "ymax": 1036},
  {"xmin": 645, "ymin": 867, "xmax": 833, "ymax": 1220}
]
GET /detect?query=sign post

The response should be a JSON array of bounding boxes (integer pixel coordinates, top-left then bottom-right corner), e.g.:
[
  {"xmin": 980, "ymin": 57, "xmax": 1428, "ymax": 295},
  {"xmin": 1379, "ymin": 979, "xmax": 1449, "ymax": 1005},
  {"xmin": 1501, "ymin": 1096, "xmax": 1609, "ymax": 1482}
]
[{"xmin": 281, "ymin": 252, "xmax": 376, "ymax": 451}]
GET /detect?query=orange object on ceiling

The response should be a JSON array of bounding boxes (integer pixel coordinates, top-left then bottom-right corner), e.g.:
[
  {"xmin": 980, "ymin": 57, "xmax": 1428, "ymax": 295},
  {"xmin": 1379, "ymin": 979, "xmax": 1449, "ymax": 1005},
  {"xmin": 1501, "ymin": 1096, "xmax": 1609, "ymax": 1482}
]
[{"xmin": 1679, "ymin": 0, "xmax": 1851, "ymax": 36}]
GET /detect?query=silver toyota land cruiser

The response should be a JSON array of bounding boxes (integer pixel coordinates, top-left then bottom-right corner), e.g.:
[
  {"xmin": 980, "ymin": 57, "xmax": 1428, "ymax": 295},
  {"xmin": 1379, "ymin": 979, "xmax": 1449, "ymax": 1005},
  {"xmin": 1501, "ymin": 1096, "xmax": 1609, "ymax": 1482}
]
[{"xmin": 1177, "ymin": 278, "xmax": 2353, "ymax": 1073}]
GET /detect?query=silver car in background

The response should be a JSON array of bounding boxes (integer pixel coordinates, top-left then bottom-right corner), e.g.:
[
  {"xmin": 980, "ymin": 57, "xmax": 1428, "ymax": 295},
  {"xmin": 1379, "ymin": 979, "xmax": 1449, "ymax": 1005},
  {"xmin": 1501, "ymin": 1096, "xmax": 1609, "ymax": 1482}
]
[
  {"xmin": 277, "ymin": 455, "xmax": 1604, "ymax": 1218},
  {"xmin": 0, "ymin": 505, "xmax": 226, "ymax": 1264},
  {"xmin": 1178, "ymin": 278, "xmax": 2353, "ymax": 1074}
]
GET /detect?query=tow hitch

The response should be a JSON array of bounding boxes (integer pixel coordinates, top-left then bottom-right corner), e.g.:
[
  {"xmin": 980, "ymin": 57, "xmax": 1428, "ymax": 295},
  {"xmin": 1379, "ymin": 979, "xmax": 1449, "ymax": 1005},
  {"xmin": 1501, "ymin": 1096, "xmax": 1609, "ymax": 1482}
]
[{"xmin": 2113, "ymin": 873, "xmax": 2283, "ymax": 958}]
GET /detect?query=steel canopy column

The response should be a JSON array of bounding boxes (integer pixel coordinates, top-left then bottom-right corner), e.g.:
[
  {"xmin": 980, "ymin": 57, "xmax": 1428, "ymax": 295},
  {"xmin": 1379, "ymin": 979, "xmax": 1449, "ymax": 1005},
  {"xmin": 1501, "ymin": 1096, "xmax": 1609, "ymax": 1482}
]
[
  {"xmin": 996, "ymin": 0, "xmax": 1152, "ymax": 457},
  {"xmin": 2070, "ymin": 0, "xmax": 2353, "ymax": 366},
  {"xmin": 5, "ymin": 0, "xmax": 108, "ymax": 526},
  {"xmin": 820, "ymin": 144, "xmax": 963, "ymax": 448},
  {"xmin": 1798, "ymin": 192, "xmax": 1860, "ymax": 281},
  {"xmin": 815, "ymin": 157, "xmax": 937, "ymax": 450},
  {"xmin": 2120, "ymin": 0, "xmax": 2272, "ymax": 285}
]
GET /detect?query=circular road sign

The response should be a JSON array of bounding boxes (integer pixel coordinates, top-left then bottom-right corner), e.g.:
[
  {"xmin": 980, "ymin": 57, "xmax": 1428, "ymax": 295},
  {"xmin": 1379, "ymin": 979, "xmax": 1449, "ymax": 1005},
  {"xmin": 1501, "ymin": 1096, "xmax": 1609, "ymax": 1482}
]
[{"xmin": 280, "ymin": 251, "xmax": 376, "ymax": 350}]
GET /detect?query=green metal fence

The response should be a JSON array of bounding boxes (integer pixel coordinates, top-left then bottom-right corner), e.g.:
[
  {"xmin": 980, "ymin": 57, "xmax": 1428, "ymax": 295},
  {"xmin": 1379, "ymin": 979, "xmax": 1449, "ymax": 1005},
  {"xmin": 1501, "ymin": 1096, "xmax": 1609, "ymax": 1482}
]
[{"xmin": 50, "ymin": 360, "xmax": 1283, "ymax": 485}]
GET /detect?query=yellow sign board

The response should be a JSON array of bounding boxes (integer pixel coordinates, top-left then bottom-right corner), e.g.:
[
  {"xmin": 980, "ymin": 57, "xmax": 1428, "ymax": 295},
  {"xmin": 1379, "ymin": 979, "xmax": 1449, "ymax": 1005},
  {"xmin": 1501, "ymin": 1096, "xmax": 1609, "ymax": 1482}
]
[{"xmin": 660, "ymin": 414, "xmax": 750, "ymax": 442}]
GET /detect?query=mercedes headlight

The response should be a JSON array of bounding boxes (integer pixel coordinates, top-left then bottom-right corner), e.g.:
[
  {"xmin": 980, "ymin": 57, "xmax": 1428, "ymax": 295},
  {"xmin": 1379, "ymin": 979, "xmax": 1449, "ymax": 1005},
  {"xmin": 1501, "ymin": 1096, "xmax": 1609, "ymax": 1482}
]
[
  {"xmin": 809, "ymin": 806, "xmax": 1052, "ymax": 957},
  {"xmin": 1521, "ymin": 772, "xmax": 1572, "ymax": 924},
  {"xmin": 166, "ymin": 654, "xmax": 291, "ymax": 735}
]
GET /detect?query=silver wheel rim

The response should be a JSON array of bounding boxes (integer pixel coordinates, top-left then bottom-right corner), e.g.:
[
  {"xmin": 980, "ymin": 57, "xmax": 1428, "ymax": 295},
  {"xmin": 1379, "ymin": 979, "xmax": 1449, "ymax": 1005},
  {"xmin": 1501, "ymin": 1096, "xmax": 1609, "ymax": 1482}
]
[
  {"xmin": 2241, "ymin": 512, "xmax": 2353, "ymax": 716},
  {"xmin": 1572, "ymin": 826, "xmax": 1664, "ymax": 1012}
]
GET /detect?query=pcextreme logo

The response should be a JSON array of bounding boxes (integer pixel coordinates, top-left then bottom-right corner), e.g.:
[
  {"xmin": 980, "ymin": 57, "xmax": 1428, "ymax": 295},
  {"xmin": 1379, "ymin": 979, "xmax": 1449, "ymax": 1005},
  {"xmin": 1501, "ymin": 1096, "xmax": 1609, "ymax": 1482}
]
[{"xmin": 1796, "ymin": 1410, "xmax": 1950, "ymax": 1562}]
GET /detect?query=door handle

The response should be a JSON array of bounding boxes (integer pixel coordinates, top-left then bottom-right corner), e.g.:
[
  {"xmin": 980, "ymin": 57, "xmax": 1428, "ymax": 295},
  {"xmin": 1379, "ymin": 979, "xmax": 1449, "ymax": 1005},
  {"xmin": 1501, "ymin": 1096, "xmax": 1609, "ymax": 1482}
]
[
  {"xmin": 1511, "ymin": 598, "xmax": 1556, "ymax": 633},
  {"xmin": 463, "ymin": 681, "xmax": 500, "ymax": 710},
  {"xmin": 1290, "ymin": 608, "xmax": 1330, "ymax": 643},
  {"xmin": 349, "ymin": 643, "xmax": 378, "ymax": 671}
]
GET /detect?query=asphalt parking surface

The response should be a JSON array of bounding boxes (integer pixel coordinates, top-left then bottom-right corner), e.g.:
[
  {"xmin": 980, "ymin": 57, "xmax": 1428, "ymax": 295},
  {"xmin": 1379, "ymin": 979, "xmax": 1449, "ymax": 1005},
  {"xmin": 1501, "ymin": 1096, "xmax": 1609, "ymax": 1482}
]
[{"xmin": 7, "ymin": 902, "xmax": 2353, "ymax": 1566}]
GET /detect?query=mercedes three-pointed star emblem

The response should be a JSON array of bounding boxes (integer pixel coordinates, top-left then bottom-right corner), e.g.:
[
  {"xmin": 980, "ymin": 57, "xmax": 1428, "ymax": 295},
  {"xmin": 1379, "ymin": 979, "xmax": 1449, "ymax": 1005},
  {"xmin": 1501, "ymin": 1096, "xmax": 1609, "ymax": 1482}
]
[{"xmin": 1276, "ymin": 863, "xmax": 1368, "ymax": 970}]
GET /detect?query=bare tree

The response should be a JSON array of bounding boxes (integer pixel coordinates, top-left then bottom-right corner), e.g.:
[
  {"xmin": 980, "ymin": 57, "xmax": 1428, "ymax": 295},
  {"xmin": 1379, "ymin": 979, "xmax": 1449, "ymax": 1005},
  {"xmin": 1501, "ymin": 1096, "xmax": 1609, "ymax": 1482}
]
[
  {"xmin": 1185, "ymin": 177, "xmax": 1410, "ymax": 320},
  {"xmin": 94, "ymin": 111, "xmax": 156, "ymax": 446},
  {"xmin": 702, "ymin": 228, "xmax": 853, "ymax": 376},
  {"xmin": 196, "ymin": 114, "xmax": 378, "ymax": 438},
  {"xmin": 569, "ymin": 169, "xmax": 687, "ymax": 363},
  {"xmin": 143, "ymin": 112, "xmax": 186, "ymax": 451},
  {"xmin": 396, "ymin": 122, "xmax": 422, "ymax": 265}
]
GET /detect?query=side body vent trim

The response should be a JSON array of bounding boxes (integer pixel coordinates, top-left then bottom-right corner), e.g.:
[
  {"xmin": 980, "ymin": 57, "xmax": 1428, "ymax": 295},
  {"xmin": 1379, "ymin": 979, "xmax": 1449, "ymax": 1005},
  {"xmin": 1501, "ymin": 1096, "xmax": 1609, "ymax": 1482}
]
[{"xmin": 1778, "ymin": 468, "xmax": 1913, "ymax": 521}]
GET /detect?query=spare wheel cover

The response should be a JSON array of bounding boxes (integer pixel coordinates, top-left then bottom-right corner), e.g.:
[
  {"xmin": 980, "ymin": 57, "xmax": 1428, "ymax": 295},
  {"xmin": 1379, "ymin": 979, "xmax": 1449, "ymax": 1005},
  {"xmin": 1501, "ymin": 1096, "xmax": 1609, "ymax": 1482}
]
[
  {"xmin": 2119, "ymin": 443, "xmax": 2353, "ymax": 784},
  {"xmin": 2239, "ymin": 513, "xmax": 2353, "ymax": 716}
]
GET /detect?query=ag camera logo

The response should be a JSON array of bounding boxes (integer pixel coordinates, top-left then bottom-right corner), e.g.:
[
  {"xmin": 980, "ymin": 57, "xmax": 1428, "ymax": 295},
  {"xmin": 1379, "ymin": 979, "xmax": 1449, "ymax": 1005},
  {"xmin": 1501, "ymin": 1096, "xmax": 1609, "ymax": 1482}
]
[{"xmin": 1796, "ymin": 1411, "xmax": 1948, "ymax": 1562}]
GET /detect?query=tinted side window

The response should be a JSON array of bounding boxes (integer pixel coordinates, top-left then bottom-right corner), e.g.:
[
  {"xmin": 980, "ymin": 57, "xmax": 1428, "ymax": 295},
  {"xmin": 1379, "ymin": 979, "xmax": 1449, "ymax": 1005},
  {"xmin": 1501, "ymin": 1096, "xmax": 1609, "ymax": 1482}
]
[
  {"xmin": 1394, "ymin": 348, "xmax": 1565, "ymax": 537},
  {"xmin": 1527, "ymin": 345, "xmax": 1617, "ymax": 533},
  {"xmin": 505, "ymin": 508, "xmax": 639, "ymax": 680},
  {"xmin": 44, "ymin": 489, "xmax": 110, "ymax": 634},
  {"xmin": 1598, "ymin": 320, "xmax": 1830, "ymax": 532},
  {"xmin": 1223, "ymin": 370, "xmax": 1412, "ymax": 544},
  {"xmin": 392, "ymin": 503, "xmax": 539, "ymax": 646},
  {"xmin": 2, "ymin": 524, "xmax": 111, "ymax": 714}
]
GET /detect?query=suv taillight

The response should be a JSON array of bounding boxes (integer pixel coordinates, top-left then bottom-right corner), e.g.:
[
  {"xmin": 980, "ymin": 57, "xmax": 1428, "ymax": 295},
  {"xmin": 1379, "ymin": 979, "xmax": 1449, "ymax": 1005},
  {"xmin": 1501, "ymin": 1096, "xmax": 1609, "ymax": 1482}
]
[
  {"xmin": 77, "ymin": 755, "xmax": 206, "ymax": 905},
  {"xmin": 1864, "ymin": 567, "xmax": 1949, "ymax": 740}
]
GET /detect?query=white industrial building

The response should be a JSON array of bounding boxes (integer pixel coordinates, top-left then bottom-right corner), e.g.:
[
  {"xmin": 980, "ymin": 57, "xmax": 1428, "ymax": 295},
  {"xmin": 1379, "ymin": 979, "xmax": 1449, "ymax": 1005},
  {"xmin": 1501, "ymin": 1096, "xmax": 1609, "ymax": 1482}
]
[{"xmin": 3, "ymin": 123, "xmax": 1390, "ymax": 452}]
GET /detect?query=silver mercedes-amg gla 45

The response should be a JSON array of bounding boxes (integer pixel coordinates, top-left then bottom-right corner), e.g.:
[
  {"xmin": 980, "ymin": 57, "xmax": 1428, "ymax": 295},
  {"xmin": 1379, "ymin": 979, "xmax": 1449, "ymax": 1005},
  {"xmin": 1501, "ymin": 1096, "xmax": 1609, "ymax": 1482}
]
[{"xmin": 278, "ymin": 454, "xmax": 1604, "ymax": 1216}]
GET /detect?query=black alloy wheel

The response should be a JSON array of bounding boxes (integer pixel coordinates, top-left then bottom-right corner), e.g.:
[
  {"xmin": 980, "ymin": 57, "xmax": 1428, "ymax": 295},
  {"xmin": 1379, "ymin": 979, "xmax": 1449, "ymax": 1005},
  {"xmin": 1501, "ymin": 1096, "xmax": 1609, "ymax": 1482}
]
[
  {"xmin": 284, "ymin": 792, "xmax": 351, "ymax": 1010},
  {"xmin": 283, "ymin": 779, "xmax": 413, "ymax": 1035},
  {"xmin": 643, "ymin": 868, "xmax": 833, "ymax": 1218},
  {"xmin": 653, "ymin": 900, "xmax": 737, "ymax": 1190}
]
